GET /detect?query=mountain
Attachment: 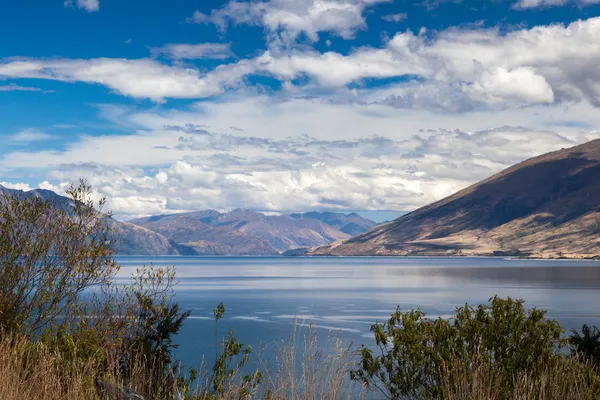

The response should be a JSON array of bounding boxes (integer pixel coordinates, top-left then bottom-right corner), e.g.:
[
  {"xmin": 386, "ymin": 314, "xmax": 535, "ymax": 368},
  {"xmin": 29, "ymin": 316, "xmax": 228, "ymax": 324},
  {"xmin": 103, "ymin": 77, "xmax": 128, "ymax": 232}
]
[
  {"xmin": 0, "ymin": 185, "xmax": 191, "ymax": 256},
  {"xmin": 1, "ymin": 184, "xmax": 377, "ymax": 255},
  {"xmin": 130, "ymin": 210, "xmax": 377, "ymax": 254},
  {"xmin": 290, "ymin": 211, "xmax": 376, "ymax": 236},
  {"xmin": 129, "ymin": 213, "xmax": 279, "ymax": 255},
  {"xmin": 307, "ymin": 139, "xmax": 600, "ymax": 259},
  {"xmin": 112, "ymin": 221, "xmax": 196, "ymax": 256}
]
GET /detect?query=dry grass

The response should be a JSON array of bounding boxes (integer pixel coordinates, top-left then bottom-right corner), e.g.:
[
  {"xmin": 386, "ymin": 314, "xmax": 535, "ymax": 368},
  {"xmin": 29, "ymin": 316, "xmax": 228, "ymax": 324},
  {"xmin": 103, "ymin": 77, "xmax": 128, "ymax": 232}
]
[
  {"xmin": 0, "ymin": 321, "xmax": 362, "ymax": 400},
  {"xmin": 181, "ymin": 320, "xmax": 365, "ymax": 400},
  {"xmin": 1, "ymin": 327, "xmax": 598, "ymax": 400},
  {"xmin": 441, "ymin": 354, "xmax": 600, "ymax": 400},
  {"xmin": 259, "ymin": 321, "xmax": 360, "ymax": 399},
  {"xmin": 0, "ymin": 334, "xmax": 100, "ymax": 400}
]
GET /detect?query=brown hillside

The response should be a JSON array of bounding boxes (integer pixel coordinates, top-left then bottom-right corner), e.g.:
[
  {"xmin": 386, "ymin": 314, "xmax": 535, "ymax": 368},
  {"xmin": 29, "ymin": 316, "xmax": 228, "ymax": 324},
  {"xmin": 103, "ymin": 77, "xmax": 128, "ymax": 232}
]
[{"xmin": 309, "ymin": 139, "xmax": 600, "ymax": 259}]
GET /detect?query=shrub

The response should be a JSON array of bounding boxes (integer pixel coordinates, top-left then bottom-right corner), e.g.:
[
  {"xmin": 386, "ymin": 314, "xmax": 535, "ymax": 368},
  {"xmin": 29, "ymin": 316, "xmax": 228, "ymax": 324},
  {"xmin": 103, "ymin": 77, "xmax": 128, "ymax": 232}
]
[
  {"xmin": 570, "ymin": 324, "xmax": 600, "ymax": 369},
  {"xmin": 351, "ymin": 296, "xmax": 566, "ymax": 399},
  {"xmin": 0, "ymin": 181, "xmax": 192, "ymax": 399},
  {"xmin": 0, "ymin": 180, "xmax": 119, "ymax": 335}
]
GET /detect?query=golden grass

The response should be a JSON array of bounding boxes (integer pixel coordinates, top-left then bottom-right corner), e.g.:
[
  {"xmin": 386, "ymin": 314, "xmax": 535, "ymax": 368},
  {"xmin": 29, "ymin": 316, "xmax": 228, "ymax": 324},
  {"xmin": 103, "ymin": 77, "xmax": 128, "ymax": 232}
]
[
  {"xmin": 0, "ymin": 335, "xmax": 100, "ymax": 400},
  {"xmin": 441, "ymin": 354, "xmax": 600, "ymax": 400},
  {"xmin": 0, "ymin": 327, "xmax": 598, "ymax": 400}
]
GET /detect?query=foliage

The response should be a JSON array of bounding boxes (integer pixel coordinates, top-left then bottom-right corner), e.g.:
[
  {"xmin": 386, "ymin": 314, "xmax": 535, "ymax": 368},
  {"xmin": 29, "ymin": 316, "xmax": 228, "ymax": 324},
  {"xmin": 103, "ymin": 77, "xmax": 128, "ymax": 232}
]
[
  {"xmin": 208, "ymin": 303, "xmax": 262, "ymax": 398},
  {"xmin": 0, "ymin": 180, "xmax": 194, "ymax": 398},
  {"xmin": 571, "ymin": 324, "xmax": 600, "ymax": 369},
  {"xmin": 0, "ymin": 179, "xmax": 119, "ymax": 335},
  {"xmin": 351, "ymin": 296, "xmax": 566, "ymax": 399}
]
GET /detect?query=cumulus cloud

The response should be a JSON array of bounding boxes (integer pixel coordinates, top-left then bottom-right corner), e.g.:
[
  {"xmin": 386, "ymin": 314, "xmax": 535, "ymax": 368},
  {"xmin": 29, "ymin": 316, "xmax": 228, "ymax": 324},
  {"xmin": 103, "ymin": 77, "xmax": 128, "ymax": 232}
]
[
  {"xmin": 513, "ymin": 0, "xmax": 600, "ymax": 9},
  {"xmin": 64, "ymin": 0, "xmax": 100, "ymax": 12},
  {"xmin": 23, "ymin": 122, "xmax": 586, "ymax": 219},
  {"xmin": 0, "ymin": 58, "xmax": 249, "ymax": 101},
  {"xmin": 3, "ymin": 17, "xmax": 600, "ymax": 109},
  {"xmin": 151, "ymin": 43, "xmax": 234, "ymax": 60},
  {"xmin": 187, "ymin": 0, "xmax": 390, "ymax": 46},
  {"xmin": 465, "ymin": 67, "xmax": 555, "ymax": 105},
  {"xmin": 2, "ymin": 95, "xmax": 597, "ymax": 218}
]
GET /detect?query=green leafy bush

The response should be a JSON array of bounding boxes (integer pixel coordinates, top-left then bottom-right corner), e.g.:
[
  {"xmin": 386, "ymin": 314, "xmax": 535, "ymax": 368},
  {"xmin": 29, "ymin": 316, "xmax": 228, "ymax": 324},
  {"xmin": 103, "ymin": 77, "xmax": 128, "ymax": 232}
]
[{"xmin": 351, "ymin": 296, "xmax": 566, "ymax": 399}]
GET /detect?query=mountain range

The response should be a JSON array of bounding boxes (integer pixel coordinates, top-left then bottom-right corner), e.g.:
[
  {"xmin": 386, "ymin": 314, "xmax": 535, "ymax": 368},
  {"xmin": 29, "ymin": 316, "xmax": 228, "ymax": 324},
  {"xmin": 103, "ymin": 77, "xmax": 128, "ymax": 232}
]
[
  {"xmin": 305, "ymin": 139, "xmax": 600, "ymax": 259},
  {"xmin": 0, "ymin": 184, "xmax": 376, "ymax": 255},
  {"xmin": 128, "ymin": 210, "xmax": 376, "ymax": 255}
]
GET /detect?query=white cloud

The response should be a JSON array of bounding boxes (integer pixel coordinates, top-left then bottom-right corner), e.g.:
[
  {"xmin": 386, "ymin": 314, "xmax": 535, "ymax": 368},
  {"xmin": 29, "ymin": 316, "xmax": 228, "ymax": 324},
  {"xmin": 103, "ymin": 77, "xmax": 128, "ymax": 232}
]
[
  {"xmin": 3, "ymin": 17, "xmax": 600, "ymax": 110},
  {"xmin": 382, "ymin": 13, "xmax": 407, "ymax": 22},
  {"xmin": 0, "ymin": 182, "xmax": 33, "ymax": 191},
  {"xmin": 0, "ymin": 58, "xmax": 248, "ymax": 101},
  {"xmin": 0, "ymin": 83, "xmax": 54, "ymax": 93},
  {"xmin": 465, "ymin": 67, "xmax": 555, "ymax": 105},
  {"xmin": 151, "ymin": 43, "xmax": 234, "ymax": 60},
  {"xmin": 253, "ymin": 48, "xmax": 417, "ymax": 87},
  {"xmin": 64, "ymin": 0, "xmax": 100, "ymax": 12},
  {"xmin": 10, "ymin": 129, "xmax": 53, "ymax": 142},
  {"xmin": 18, "ymin": 123, "xmax": 592, "ymax": 219},
  {"xmin": 2, "ymin": 96, "xmax": 598, "ymax": 218},
  {"xmin": 188, "ymin": 0, "xmax": 390, "ymax": 46},
  {"xmin": 513, "ymin": 0, "xmax": 600, "ymax": 9}
]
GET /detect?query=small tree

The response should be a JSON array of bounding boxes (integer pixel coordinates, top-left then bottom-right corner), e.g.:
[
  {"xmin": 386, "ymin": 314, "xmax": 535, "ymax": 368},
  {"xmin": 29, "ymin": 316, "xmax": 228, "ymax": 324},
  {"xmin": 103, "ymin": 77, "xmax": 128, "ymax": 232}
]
[
  {"xmin": 119, "ymin": 267, "xmax": 191, "ymax": 372},
  {"xmin": 0, "ymin": 180, "xmax": 119, "ymax": 335}
]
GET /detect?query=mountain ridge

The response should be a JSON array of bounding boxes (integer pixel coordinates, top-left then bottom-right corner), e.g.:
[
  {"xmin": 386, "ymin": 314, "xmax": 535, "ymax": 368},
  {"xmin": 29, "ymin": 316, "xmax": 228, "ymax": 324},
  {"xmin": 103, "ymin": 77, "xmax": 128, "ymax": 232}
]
[
  {"xmin": 0, "ymin": 185, "xmax": 377, "ymax": 255},
  {"xmin": 305, "ymin": 139, "xmax": 600, "ymax": 259},
  {"xmin": 130, "ymin": 209, "xmax": 377, "ymax": 254}
]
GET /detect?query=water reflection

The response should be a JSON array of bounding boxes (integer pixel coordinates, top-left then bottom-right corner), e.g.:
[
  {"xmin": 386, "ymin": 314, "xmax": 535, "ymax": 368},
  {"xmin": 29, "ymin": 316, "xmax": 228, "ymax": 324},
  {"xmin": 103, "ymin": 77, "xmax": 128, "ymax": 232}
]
[{"xmin": 114, "ymin": 256, "xmax": 600, "ymax": 368}]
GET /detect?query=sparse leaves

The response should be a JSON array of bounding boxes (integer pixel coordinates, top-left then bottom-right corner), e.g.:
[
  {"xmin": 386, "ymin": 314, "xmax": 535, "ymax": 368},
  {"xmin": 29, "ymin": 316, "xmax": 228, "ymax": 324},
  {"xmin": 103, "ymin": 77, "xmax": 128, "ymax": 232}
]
[{"xmin": 0, "ymin": 179, "xmax": 119, "ymax": 335}]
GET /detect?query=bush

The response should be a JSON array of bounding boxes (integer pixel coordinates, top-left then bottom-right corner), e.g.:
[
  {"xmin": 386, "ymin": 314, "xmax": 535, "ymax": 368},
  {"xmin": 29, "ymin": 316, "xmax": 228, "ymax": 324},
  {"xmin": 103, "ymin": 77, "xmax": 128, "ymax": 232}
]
[
  {"xmin": 0, "ymin": 181, "xmax": 192, "ymax": 399},
  {"xmin": 0, "ymin": 180, "xmax": 119, "ymax": 335},
  {"xmin": 571, "ymin": 324, "xmax": 600, "ymax": 369},
  {"xmin": 351, "ymin": 296, "xmax": 567, "ymax": 399}
]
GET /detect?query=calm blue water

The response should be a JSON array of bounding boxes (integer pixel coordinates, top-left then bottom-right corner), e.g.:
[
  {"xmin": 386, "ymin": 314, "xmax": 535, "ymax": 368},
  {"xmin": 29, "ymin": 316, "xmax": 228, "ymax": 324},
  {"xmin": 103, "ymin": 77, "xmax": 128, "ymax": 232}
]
[{"xmin": 115, "ymin": 256, "xmax": 600, "ymax": 369}]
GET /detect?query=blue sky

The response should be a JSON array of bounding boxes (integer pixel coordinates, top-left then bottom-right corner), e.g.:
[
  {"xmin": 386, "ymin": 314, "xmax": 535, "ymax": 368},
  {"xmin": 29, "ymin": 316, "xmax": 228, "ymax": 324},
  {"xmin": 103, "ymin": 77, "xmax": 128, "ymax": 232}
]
[{"xmin": 1, "ymin": 0, "xmax": 600, "ymax": 220}]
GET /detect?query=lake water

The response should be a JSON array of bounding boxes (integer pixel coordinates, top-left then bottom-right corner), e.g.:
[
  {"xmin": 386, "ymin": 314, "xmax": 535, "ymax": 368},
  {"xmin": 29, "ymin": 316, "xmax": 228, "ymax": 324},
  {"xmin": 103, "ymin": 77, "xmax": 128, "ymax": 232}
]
[{"xmin": 115, "ymin": 256, "xmax": 600, "ymax": 369}]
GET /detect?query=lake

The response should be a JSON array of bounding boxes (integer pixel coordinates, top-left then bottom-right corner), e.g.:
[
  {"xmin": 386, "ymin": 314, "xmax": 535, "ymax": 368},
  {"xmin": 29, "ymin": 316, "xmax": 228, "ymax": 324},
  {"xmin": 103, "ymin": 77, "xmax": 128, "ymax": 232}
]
[{"xmin": 115, "ymin": 256, "xmax": 600, "ymax": 369}]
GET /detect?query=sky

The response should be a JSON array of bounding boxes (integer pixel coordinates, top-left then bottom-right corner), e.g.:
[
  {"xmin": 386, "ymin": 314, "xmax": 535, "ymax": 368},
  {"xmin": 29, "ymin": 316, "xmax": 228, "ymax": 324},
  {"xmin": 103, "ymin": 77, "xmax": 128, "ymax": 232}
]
[{"xmin": 1, "ymin": 0, "xmax": 600, "ymax": 221}]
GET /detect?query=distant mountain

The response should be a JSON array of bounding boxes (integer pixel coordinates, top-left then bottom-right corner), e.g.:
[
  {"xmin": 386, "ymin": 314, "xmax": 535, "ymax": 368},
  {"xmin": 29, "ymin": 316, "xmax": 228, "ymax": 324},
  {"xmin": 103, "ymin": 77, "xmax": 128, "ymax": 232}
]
[
  {"xmin": 0, "ymin": 185, "xmax": 74, "ymax": 211},
  {"xmin": 129, "ymin": 213, "xmax": 279, "ymax": 255},
  {"xmin": 0, "ymin": 185, "xmax": 189, "ymax": 256},
  {"xmin": 113, "ymin": 221, "xmax": 196, "ymax": 256},
  {"xmin": 290, "ymin": 211, "xmax": 376, "ymax": 236},
  {"xmin": 307, "ymin": 139, "xmax": 600, "ymax": 259},
  {"xmin": 1, "ymin": 184, "xmax": 377, "ymax": 255},
  {"xmin": 130, "ymin": 209, "xmax": 377, "ymax": 254}
]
